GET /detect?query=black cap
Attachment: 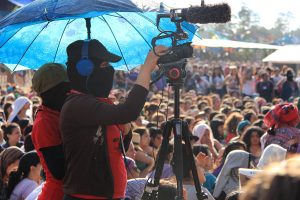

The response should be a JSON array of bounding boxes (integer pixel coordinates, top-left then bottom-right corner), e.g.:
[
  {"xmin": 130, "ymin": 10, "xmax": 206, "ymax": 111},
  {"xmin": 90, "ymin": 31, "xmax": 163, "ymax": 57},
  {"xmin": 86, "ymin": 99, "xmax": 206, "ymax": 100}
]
[{"xmin": 67, "ymin": 39, "xmax": 122, "ymax": 63}]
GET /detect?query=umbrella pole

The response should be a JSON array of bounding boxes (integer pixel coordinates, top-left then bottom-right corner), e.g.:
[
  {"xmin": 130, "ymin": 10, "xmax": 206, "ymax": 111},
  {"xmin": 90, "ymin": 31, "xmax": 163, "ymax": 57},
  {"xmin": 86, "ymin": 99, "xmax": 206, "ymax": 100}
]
[{"xmin": 85, "ymin": 18, "xmax": 91, "ymax": 40}]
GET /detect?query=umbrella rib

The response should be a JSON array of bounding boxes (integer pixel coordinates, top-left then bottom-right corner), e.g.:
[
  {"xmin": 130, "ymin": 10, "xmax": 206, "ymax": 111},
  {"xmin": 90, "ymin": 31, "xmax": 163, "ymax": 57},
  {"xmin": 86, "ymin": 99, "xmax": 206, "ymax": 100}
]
[
  {"xmin": 0, "ymin": 28, "xmax": 22, "ymax": 48},
  {"xmin": 105, "ymin": 14, "xmax": 122, "ymax": 18},
  {"xmin": 67, "ymin": 19, "xmax": 76, "ymax": 25},
  {"xmin": 115, "ymin": 13, "xmax": 151, "ymax": 48},
  {"xmin": 135, "ymin": 12, "xmax": 159, "ymax": 28},
  {"xmin": 182, "ymin": 23, "xmax": 202, "ymax": 40},
  {"xmin": 53, "ymin": 19, "xmax": 71, "ymax": 62},
  {"xmin": 99, "ymin": 16, "xmax": 129, "ymax": 71},
  {"xmin": 13, "ymin": 22, "xmax": 50, "ymax": 71}
]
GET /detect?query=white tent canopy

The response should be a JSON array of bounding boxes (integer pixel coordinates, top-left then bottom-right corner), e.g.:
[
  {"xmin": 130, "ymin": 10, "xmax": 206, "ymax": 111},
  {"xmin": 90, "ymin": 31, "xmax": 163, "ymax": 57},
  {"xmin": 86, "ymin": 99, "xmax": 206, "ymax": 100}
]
[
  {"xmin": 2, "ymin": 63, "xmax": 30, "ymax": 71},
  {"xmin": 192, "ymin": 38, "xmax": 281, "ymax": 49},
  {"xmin": 263, "ymin": 45, "xmax": 300, "ymax": 64}
]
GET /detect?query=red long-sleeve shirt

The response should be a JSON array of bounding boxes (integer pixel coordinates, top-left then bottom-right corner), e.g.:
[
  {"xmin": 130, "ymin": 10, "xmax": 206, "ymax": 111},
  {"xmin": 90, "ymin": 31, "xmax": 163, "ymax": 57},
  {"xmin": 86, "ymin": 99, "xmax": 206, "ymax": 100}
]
[{"xmin": 32, "ymin": 106, "xmax": 64, "ymax": 200}]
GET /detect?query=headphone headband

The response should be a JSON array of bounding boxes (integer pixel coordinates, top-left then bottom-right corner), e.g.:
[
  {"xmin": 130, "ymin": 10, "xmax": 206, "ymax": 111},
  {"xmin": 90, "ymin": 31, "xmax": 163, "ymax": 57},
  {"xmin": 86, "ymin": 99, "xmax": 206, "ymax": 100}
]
[
  {"xmin": 81, "ymin": 40, "xmax": 90, "ymax": 59},
  {"xmin": 76, "ymin": 40, "xmax": 94, "ymax": 76}
]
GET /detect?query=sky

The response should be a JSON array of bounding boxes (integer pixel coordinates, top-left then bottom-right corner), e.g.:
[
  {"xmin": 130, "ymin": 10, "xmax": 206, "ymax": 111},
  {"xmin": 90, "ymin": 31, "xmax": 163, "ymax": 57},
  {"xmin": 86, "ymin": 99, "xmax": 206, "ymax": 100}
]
[{"xmin": 158, "ymin": 0, "xmax": 300, "ymax": 30}]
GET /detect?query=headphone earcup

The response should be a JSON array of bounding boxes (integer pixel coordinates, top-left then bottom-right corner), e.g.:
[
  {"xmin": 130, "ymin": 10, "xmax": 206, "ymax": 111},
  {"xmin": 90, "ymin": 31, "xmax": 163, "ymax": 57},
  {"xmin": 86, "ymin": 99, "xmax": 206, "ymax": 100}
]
[{"xmin": 76, "ymin": 59, "xmax": 94, "ymax": 76}]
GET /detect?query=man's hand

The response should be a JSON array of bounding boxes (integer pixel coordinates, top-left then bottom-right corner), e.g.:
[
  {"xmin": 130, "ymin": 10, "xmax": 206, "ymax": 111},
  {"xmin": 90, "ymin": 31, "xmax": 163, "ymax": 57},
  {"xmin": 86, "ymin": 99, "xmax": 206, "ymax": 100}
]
[
  {"xmin": 123, "ymin": 123, "xmax": 132, "ymax": 135},
  {"xmin": 141, "ymin": 46, "xmax": 168, "ymax": 73},
  {"xmin": 136, "ymin": 46, "xmax": 168, "ymax": 90}
]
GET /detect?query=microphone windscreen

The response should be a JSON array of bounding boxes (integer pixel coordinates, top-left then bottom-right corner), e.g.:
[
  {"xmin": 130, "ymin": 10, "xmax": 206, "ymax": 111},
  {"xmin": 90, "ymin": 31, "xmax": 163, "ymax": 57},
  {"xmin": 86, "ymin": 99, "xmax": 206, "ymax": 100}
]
[{"xmin": 182, "ymin": 4, "xmax": 231, "ymax": 24}]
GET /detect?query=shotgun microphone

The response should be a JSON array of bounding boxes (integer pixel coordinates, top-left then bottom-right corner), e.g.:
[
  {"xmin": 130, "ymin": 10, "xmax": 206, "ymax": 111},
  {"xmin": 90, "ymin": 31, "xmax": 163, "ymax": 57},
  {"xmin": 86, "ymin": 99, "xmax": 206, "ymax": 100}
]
[{"xmin": 158, "ymin": 3, "xmax": 231, "ymax": 24}]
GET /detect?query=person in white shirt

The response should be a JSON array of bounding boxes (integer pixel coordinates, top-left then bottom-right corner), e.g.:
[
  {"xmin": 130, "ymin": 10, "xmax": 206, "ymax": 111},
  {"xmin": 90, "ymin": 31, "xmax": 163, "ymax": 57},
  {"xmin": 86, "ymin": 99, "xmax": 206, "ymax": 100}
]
[
  {"xmin": 241, "ymin": 67, "xmax": 257, "ymax": 97},
  {"xmin": 210, "ymin": 66, "xmax": 225, "ymax": 97}
]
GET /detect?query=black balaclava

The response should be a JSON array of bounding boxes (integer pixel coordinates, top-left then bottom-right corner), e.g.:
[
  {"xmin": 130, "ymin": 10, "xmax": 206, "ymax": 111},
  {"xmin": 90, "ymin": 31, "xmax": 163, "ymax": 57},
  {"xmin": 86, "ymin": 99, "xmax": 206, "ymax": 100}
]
[
  {"xmin": 41, "ymin": 82, "xmax": 71, "ymax": 111},
  {"xmin": 87, "ymin": 65, "xmax": 115, "ymax": 98},
  {"xmin": 67, "ymin": 60, "xmax": 115, "ymax": 98},
  {"xmin": 287, "ymin": 71, "xmax": 294, "ymax": 82}
]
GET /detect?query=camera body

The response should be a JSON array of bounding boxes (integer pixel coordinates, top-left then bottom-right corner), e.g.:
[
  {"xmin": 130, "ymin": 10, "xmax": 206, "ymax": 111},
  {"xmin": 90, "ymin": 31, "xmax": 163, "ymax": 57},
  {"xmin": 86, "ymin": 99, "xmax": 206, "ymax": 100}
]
[
  {"xmin": 157, "ymin": 42, "xmax": 193, "ymax": 64},
  {"xmin": 152, "ymin": 30, "xmax": 193, "ymax": 85},
  {"xmin": 155, "ymin": 42, "xmax": 193, "ymax": 85}
]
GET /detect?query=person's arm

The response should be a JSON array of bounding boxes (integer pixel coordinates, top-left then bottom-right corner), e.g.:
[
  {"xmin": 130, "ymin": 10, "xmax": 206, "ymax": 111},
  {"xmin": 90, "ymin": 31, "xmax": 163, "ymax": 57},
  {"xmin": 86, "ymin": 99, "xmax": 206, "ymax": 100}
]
[
  {"xmin": 135, "ymin": 46, "xmax": 167, "ymax": 90},
  {"xmin": 135, "ymin": 150, "xmax": 155, "ymax": 178},
  {"xmin": 210, "ymin": 146, "xmax": 218, "ymax": 160},
  {"xmin": 40, "ymin": 145, "xmax": 65, "ymax": 180},
  {"xmin": 198, "ymin": 166, "xmax": 206, "ymax": 184},
  {"xmin": 70, "ymin": 46, "xmax": 168, "ymax": 126},
  {"xmin": 239, "ymin": 75, "xmax": 244, "ymax": 92},
  {"xmin": 224, "ymin": 75, "xmax": 230, "ymax": 85},
  {"xmin": 270, "ymin": 81, "xmax": 275, "ymax": 99},
  {"xmin": 123, "ymin": 130, "xmax": 132, "ymax": 152},
  {"xmin": 71, "ymin": 87, "xmax": 147, "ymax": 125},
  {"xmin": 214, "ymin": 139, "xmax": 223, "ymax": 151}
]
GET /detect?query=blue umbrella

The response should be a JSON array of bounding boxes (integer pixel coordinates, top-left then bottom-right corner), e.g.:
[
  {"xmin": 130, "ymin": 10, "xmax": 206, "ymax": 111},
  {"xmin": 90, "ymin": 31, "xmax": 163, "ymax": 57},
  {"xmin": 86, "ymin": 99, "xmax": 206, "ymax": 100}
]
[
  {"xmin": 8, "ymin": 0, "xmax": 35, "ymax": 6},
  {"xmin": 0, "ymin": 0, "xmax": 198, "ymax": 71}
]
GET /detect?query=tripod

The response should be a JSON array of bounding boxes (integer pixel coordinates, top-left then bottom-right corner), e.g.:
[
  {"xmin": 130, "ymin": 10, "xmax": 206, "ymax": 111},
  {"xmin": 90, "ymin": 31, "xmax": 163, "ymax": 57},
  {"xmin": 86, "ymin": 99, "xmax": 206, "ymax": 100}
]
[{"xmin": 141, "ymin": 79, "xmax": 208, "ymax": 200}]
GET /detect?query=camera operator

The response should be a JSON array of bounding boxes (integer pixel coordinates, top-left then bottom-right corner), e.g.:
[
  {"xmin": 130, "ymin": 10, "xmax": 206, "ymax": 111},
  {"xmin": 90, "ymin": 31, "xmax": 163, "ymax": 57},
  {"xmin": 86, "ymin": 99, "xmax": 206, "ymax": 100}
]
[{"xmin": 60, "ymin": 39, "xmax": 166, "ymax": 200}]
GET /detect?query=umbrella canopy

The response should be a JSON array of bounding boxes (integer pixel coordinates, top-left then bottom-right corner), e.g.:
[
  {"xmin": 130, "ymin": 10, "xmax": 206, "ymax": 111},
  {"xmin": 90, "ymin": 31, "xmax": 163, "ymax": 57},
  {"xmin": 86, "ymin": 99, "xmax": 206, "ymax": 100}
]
[
  {"xmin": 262, "ymin": 45, "xmax": 300, "ymax": 64},
  {"xmin": 8, "ymin": 0, "xmax": 35, "ymax": 6},
  {"xmin": 0, "ymin": 0, "xmax": 17, "ymax": 18},
  {"xmin": 192, "ymin": 38, "xmax": 281, "ymax": 49},
  {"xmin": 0, "ymin": 0, "xmax": 197, "ymax": 71}
]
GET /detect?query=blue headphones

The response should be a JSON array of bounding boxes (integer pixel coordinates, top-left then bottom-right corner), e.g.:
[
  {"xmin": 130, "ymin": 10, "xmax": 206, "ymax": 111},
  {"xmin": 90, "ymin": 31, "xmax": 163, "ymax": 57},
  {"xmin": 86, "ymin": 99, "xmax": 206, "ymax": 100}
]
[{"xmin": 76, "ymin": 40, "xmax": 94, "ymax": 76}]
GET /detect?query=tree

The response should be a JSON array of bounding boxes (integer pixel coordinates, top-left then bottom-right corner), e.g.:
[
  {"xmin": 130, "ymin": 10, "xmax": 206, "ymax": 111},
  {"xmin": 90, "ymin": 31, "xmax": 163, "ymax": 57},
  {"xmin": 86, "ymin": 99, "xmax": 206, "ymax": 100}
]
[
  {"xmin": 194, "ymin": 6, "xmax": 299, "ymax": 61},
  {"xmin": 271, "ymin": 12, "xmax": 294, "ymax": 39},
  {"xmin": 291, "ymin": 28, "xmax": 300, "ymax": 39},
  {"xmin": 236, "ymin": 5, "xmax": 260, "ymax": 42}
]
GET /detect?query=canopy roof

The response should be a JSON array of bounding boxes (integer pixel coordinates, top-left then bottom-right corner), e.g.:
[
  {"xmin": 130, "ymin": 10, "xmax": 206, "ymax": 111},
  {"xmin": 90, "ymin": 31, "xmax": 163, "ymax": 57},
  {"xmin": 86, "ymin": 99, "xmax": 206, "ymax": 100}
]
[
  {"xmin": 263, "ymin": 45, "xmax": 300, "ymax": 64},
  {"xmin": 192, "ymin": 38, "xmax": 281, "ymax": 49}
]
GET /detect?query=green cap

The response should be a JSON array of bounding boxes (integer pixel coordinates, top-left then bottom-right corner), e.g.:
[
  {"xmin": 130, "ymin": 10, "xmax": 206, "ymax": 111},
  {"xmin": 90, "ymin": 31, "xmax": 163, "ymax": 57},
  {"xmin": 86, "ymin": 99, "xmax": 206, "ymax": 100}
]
[{"xmin": 32, "ymin": 63, "xmax": 69, "ymax": 95}]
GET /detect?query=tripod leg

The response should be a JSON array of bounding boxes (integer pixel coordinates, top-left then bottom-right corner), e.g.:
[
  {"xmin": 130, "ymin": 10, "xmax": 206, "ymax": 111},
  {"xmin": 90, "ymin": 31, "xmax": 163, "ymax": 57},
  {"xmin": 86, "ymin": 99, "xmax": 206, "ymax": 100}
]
[
  {"xmin": 172, "ymin": 119, "xmax": 184, "ymax": 200},
  {"xmin": 153, "ymin": 121, "xmax": 173, "ymax": 184},
  {"xmin": 141, "ymin": 121, "xmax": 172, "ymax": 200},
  {"xmin": 182, "ymin": 121, "xmax": 207, "ymax": 200}
]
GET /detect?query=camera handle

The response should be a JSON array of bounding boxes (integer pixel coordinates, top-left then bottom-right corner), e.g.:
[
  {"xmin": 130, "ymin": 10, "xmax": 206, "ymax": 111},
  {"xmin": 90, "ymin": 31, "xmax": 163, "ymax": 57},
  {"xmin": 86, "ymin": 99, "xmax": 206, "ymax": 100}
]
[{"xmin": 152, "ymin": 12, "xmax": 188, "ymax": 58}]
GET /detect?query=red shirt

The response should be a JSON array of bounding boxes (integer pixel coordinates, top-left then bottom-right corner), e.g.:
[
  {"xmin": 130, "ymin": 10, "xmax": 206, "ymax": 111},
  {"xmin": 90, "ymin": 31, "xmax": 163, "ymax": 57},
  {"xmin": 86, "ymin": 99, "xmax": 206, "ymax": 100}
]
[
  {"xmin": 32, "ymin": 106, "xmax": 64, "ymax": 200},
  {"xmin": 225, "ymin": 133, "xmax": 236, "ymax": 144}
]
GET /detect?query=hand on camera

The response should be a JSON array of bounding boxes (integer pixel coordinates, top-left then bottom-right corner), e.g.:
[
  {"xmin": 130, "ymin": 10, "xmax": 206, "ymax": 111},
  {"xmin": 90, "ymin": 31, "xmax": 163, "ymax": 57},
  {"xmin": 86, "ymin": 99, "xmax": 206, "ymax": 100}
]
[{"xmin": 142, "ymin": 46, "xmax": 168, "ymax": 72}]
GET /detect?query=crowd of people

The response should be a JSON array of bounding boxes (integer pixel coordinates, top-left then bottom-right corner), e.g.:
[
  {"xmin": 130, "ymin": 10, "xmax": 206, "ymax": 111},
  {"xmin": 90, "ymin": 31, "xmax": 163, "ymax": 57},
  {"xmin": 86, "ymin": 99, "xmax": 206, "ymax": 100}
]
[
  {"xmin": 116, "ymin": 60, "xmax": 300, "ymax": 102},
  {"xmin": 0, "ymin": 39, "xmax": 299, "ymax": 200}
]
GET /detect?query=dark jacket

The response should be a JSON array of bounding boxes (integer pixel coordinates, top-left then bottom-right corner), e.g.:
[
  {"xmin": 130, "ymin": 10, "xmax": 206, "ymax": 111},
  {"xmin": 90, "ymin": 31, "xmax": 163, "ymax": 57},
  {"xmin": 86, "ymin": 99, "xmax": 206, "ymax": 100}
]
[
  {"xmin": 60, "ymin": 84, "xmax": 148, "ymax": 198},
  {"xmin": 281, "ymin": 81, "xmax": 299, "ymax": 101}
]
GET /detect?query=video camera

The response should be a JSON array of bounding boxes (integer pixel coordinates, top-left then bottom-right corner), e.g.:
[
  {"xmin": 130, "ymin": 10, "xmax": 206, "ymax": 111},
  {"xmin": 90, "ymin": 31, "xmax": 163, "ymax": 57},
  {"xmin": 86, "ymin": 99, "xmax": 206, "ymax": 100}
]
[{"xmin": 152, "ymin": 1, "xmax": 231, "ymax": 85}]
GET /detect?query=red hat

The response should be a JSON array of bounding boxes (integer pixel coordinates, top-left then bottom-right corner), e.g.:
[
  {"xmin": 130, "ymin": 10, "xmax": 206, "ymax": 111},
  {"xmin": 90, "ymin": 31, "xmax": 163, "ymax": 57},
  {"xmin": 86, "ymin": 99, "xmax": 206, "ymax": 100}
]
[{"xmin": 264, "ymin": 103, "xmax": 300, "ymax": 128}]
